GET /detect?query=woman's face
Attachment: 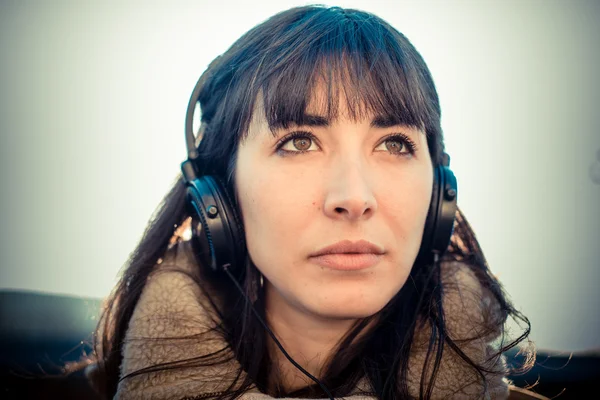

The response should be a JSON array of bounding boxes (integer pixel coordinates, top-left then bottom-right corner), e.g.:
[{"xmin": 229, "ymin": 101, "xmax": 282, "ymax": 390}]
[{"xmin": 234, "ymin": 92, "xmax": 433, "ymax": 321}]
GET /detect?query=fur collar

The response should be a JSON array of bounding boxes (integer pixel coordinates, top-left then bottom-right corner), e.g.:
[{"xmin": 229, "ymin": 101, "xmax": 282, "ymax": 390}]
[{"xmin": 114, "ymin": 240, "xmax": 510, "ymax": 399}]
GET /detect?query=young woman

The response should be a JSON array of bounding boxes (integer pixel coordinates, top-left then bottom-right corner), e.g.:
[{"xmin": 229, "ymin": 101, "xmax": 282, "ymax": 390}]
[{"xmin": 81, "ymin": 5, "xmax": 539, "ymax": 399}]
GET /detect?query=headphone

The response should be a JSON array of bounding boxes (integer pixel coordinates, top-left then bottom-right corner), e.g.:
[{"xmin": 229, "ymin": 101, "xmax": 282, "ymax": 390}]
[{"xmin": 180, "ymin": 80, "xmax": 458, "ymax": 275}]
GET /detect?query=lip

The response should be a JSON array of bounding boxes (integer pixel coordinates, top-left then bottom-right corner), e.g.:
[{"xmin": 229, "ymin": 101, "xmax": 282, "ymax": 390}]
[
  {"xmin": 309, "ymin": 240, "xmax": 385, "ymax": 271},
  {"xmin": 309, "ymin": 253, "xmax": 384, "ymax": 271},
  {"xmin": 309, "ymin": 239, "xmax": 385, "ymax": 257}
]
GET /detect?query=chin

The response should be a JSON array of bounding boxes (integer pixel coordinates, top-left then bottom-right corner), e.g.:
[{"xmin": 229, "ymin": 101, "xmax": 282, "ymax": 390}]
[
  {"xmin": 307, "ymin": 290, "xmax": 394, "ymax": 320},
  {"xmin": 305, "ymin": 272, "xmax": 406, "ymax": 320}
]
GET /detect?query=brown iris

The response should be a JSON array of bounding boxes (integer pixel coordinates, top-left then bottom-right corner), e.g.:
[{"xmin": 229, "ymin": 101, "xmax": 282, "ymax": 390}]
[
  {"xmin": 385, "ymin": 140, "xmax": 404, "ymax": 154},
  {"xmin": 293, "ymin": 137, "xmax": 312, "ymax": 151}
]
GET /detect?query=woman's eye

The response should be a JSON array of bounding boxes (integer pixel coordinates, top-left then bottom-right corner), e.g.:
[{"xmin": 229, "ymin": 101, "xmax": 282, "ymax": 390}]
[
  {"xmin": 276, "ymin": 132, "xmax": 417, "ymax": 157},
  {"xmin": 375, "ymin": 134, "xmax": 416, "ymax": 156},
  {"xmin": 276, "ymin": 132, "xmax": 318, "ymax": 154}
]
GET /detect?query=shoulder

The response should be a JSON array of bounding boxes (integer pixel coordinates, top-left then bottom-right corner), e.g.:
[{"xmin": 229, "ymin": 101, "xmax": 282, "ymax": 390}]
[
  {"xmin": 440, "ymin": 260, "xmax": 505, "ymax": 341},
  {"xmin": 407, "ymin": 260, "xmax": 510, "ymax": 399},
  {"xmin": 123, "ymin": 239, "xmax": 224, "ymax": 342},
  {"xmin": 125, "ymin": 240, "xmax": 219, "ymax": 335},
  {"xmin": 115, "ymin": 240, "xmax": 235, "ymax": 399}
]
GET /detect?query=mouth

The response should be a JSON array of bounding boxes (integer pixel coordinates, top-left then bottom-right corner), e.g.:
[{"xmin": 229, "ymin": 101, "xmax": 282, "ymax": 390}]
[
  {"xmin": 309, "ymin": 252, "xmax": 383, "ymax": 271},
  {"xmin": 310, "ymin": 239, "xmax": 385, "ymax": 258}
]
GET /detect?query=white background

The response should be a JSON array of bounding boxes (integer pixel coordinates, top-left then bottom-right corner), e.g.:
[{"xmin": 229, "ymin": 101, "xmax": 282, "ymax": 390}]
[{"xmin": 1, "ymin": 0, "xmax": 599, "ymax": 353}]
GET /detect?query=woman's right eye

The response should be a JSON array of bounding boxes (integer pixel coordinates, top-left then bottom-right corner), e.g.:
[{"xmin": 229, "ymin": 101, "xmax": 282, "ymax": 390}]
[{"xmin": 276, "ymin": 132, "xmax": 319, "ymax": 155}]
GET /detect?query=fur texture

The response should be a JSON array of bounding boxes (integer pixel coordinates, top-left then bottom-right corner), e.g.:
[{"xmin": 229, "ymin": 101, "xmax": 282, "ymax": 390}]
[{"xmin": 113, "ymin": 240, "xmax": 510, "ymax": 399}]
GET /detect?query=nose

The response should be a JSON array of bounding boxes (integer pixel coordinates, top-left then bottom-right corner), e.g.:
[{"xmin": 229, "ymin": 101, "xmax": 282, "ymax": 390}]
[{"xmin": 323, "ymin": 158, "xmax": 377, "ymax": 221}]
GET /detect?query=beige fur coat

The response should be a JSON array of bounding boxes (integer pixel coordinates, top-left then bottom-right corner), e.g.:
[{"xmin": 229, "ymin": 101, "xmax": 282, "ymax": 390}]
[{"xmin": 112, "ymin": 239, "xmax": 512, "ymax": 399}]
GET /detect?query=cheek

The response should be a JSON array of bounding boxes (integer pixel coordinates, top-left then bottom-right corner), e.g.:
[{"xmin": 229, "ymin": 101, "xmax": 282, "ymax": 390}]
[
  {"xmin": 380, "ymin": 167, "xmax": 433, "ymax": 246},
  {"xmin": 409, "ymin": 175, "xmax": 433, "ymax": 223},
  {"xmin": 235, "ymin": 164, "xmax": 316, "ymax": 266},
  {"xmin": 407, "ymin": 174, "xmax": 433, "ymax": 232}
]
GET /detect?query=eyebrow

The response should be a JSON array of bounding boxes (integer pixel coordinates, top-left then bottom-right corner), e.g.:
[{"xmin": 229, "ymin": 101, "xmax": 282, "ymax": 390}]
[{"xmin": 271, "ymin": 114, "xmax": 417, "ymax": 130}]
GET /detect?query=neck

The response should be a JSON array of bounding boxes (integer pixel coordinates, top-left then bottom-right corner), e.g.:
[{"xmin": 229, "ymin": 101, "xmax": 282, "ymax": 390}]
[{"xmin": 264, "ymin": 283, "xmax": 359, "ymax": 394}]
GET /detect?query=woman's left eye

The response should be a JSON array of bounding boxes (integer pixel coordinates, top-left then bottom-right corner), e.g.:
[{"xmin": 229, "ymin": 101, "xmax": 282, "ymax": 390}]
[{"xmin": 374, "ymin": 133, "xmax": 417, "ymax": 156}]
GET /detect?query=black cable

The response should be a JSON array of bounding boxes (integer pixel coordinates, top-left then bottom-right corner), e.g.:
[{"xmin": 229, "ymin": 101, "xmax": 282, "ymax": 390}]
[{"xmin": 222, "ymin": 264, "xmax": 335, "ymax": 400}]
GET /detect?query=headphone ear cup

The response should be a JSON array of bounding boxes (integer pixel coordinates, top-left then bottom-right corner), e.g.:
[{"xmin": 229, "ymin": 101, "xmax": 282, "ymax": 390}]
[
  {"xmin": 418, "ymin": 165, "xmax": 458, "ymax": 262},
  {"xmin": 418, "ymin": 167, "xmax": 440, "ymax": 262},
  {"xmin": 185, "ymin": 175, "xmax": 246, "ymax": 274},
  {"xmin": 432, "ymin": 166, "xmax": 457, "ymax": 254},
  {"xmin": 212, "ymin": 176, "xmax": 246, "ymax": 255},
  {"xmin": 186, "ymin": 184, "xmax": 216, "ymax": 271}
]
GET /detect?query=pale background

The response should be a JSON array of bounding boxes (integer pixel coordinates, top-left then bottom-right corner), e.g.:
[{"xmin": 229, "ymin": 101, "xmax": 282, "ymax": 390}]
[{"xmin": 1, "ymin": 0, "xmax": 598, "ymax": 353}]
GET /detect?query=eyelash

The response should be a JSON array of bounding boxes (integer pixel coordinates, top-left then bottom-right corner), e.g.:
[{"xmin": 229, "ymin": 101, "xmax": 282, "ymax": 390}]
[{"xmin": 275, "ymin": 131, "xmax": 418, "ymax": 157}]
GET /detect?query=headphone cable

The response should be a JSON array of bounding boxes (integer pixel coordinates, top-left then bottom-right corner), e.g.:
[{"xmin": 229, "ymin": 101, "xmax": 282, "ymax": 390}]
[{"xmin": 222, "ymin": 264, "xmax": 335, "ymax": 400}]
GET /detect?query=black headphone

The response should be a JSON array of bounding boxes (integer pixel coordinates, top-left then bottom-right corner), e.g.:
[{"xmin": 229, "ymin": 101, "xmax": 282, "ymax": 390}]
[{"xmin": 180, "ymin": 81, "xmax": 458, "ymax": 275}]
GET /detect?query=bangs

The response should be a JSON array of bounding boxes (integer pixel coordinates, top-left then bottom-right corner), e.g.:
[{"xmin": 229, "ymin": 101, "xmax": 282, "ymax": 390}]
[
  {"xmin": 197, "ymin": 6, "xmax": 445, "ymax": 180},
  {"xmin": 252, "ymin": 8, "xmax": 440, "ymax": 137}
]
